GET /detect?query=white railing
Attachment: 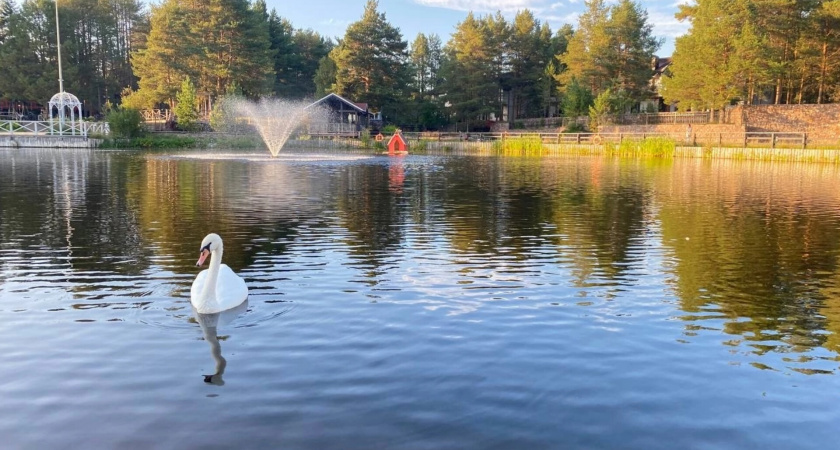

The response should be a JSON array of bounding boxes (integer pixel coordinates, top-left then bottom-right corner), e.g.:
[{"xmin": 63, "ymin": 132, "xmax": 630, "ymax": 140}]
[{"xmin": 0, "ymin": 120, "xmax": 110, "ymax": 137}]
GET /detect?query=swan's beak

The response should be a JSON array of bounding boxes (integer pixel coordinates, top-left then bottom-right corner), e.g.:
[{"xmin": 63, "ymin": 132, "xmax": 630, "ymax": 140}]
[{"xmin": 196, "ymin": 248, "xmax": 210, "ymax": 267}]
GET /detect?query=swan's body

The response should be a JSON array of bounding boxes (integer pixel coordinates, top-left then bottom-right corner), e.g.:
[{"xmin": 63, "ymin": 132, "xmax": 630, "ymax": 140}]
[{"xmin": 191, "ymin": 233, "xmax": 248, "ymax": 313}]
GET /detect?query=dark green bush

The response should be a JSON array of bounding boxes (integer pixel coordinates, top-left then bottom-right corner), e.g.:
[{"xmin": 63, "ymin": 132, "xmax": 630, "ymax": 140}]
[{"xmin": 107, "ymin": 107, "xmax": 144, "ymax": 138}]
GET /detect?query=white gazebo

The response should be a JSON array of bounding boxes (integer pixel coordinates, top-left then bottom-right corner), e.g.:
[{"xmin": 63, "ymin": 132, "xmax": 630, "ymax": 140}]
[
  {"xmin": 49, "ymin": 91, "xmax": 82, "ymax": 136},
  {"xmin": 49, "ymin": 0, "xmax": 83, "ymax": 136}
]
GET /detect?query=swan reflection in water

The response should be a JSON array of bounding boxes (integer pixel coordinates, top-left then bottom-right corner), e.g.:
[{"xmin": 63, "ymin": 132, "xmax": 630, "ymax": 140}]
[{"xmin": 193, "ymin": 300, "xmax": 249, "ymax": 385}]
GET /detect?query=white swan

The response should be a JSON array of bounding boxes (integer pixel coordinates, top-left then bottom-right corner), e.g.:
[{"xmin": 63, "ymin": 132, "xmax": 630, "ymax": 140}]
[{"xmin": 190, "ymin": 233, "xmax": 248, "ymax": 313}]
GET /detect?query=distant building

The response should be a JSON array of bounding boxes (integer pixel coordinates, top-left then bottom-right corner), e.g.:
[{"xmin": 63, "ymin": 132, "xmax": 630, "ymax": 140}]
[
  {"xmin": 306, "ymin": 93, "xmax": 381, "ymax": 137},
  {"xmin": 640, "ymin": 56, "xmax": 674, "ymax": 113}
]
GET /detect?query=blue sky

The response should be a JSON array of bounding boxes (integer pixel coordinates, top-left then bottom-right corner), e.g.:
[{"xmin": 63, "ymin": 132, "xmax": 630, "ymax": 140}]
[{"xmin": 268, "ymin": 0, "xmax": 689, "ymax": 56}]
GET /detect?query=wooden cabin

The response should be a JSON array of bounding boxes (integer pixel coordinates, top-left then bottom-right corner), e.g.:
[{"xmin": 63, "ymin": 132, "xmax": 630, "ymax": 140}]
[{"xmin": 306, "ymin": 93, "xmax": 371, "ymax": 137}]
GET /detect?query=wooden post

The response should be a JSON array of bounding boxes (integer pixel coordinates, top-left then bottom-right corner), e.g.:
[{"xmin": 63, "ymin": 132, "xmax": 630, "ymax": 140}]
[{"xmin": 771, "ymin": 133, "xmax": 776, "ymax": 148}]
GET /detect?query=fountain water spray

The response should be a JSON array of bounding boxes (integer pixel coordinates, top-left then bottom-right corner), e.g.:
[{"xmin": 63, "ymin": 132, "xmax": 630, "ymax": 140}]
[{"xmin": 227, "ymin": 98, "xmax": 328, "ymax": 157}]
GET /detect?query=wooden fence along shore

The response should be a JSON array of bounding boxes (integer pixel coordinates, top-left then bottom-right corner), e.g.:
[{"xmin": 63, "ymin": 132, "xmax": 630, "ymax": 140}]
[
  {"xmin": 399, "ymin": 131, "xmax": 839, "ymax": 149},
  {"xmin": 284, "ymin": 133, "xmax": 840, "ymax": 163},
  {"xmin": 1, "ymin": 114, "xmax": 839, "ymax": 162}
]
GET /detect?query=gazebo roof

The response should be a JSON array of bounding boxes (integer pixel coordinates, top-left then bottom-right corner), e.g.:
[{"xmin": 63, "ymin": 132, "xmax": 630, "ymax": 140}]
[{"xmin": 49, "ymin": 91, "xmax": 82, "ymax": 108}]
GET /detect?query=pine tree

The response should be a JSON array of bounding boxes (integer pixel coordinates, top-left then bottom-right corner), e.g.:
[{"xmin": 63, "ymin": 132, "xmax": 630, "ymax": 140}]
[
  {"xmin": 602, "ymin": 0, "xmax": 661, "ymax": 103},
  {"xmin": 332, "ymin": 0, "xmax": 410, "ymax": 116},
  {"xmin": 313, "ymin": 55, "xmax": 337, "ymax": 97},
  {"xmin": 441, "ymin": 12, "xmax": 500, "ymax": 128},
  {"xmin": 662, "ymin": 0, "xmax": 753, "ymax": 111},
  {"xmin": 507, "ymin": 10, "xmax": 552, "ymax": 119},
  {"xmin": 559, "ymin": 0, "xmax": 612, "ymax": 94},
  {"xmin": 174, "ymin": 76, "xmax": 198, "ymax": 130}
]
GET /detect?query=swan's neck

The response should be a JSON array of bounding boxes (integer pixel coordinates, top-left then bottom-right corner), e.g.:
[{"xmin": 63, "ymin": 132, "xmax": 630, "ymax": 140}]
[{"xmin": 200, "ymin": 247, "xmax": 223, "ymax": 304}]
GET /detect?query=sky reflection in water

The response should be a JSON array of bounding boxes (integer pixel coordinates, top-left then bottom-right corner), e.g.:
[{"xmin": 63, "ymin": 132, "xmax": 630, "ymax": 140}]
[{"xmin": 1, "ymin": 148, "xmax": 840, "ymax": 448}]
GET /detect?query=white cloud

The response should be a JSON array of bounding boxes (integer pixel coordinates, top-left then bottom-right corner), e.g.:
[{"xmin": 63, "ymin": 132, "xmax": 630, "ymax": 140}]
[
  {"xmin": 413, "ymin": 0, "xmax": 546, "ymax": 13},
  {"xmin": 648, "ymin": 12, "xmax": 689, "ymax": 39}
]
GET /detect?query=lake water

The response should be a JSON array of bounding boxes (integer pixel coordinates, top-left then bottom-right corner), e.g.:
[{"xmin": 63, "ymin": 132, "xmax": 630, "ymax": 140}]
[{"xmin": 1, "ymin": 148, "xmax": 840, "ymax": 449}]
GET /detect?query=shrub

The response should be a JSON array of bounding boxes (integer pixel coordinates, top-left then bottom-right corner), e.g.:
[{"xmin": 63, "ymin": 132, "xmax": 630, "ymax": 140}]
[
  {"xmin": 360, "ymin": 129, "xmax": 371, "ymax": 147},
  {"xmin": 106, "ymin": 107, "xmax": 144, "ymax": 138},
  {"xmin": 174, "ymin": 77, "xmax": 199, "ymax": 131},
  {"xmin": 563, "ymin": 122, "xmax": 587, "ymax": 133}
]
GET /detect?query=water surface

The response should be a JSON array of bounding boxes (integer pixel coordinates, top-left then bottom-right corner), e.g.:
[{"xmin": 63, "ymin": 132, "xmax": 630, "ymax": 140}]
[{"xmin": 1, "ymin": 148, "xmax": 840, "ymax": 448}]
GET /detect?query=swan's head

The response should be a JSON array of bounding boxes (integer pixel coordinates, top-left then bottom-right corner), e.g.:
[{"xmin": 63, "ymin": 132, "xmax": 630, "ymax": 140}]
[{"xmin": 196, "ymin": 233, "xmax": 223, "ymax": 267}]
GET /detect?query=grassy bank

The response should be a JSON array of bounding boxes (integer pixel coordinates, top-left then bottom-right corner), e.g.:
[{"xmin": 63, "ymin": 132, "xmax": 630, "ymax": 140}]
[{"xmin": 99, "ymin": 133, "xmax": 264, "ymax": 149}]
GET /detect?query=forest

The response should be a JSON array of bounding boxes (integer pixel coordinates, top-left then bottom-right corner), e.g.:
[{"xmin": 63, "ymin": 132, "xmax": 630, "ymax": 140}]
[{"xmin": 0, "ymin": 0, "xmax": 839, "ymax": 130}]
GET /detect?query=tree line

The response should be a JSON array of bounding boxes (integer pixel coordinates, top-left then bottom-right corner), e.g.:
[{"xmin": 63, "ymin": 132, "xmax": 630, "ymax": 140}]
[{"xmin": 1, "ymin": 0, "xmax": 839, "ymax": 130}]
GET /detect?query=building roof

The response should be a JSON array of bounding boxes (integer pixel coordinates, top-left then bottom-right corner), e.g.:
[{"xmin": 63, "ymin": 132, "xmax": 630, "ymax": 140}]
[
  {"xmin": 307, "ymin": 93, "xmax": 368, "ymax": 113},
  {"xmin": 654, "ymin": 57, "xmax": 672, "ymax": 75}
]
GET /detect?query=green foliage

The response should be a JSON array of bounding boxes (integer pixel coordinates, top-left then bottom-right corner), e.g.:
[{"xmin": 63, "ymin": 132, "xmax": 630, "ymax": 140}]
[
  {"xmin": 267, "ymin": 11, "xmax": 332, "ymax": 99},
  {"xmin": 382, "ymin": 124, "xmax": 397, "ymax": 134},
  {"xmin": 561, "ymin": 78, "xmax": 594, "ymax": 117},
  {"xmin": 131, "ymin": 0, "xmax": 274, "ymax": 109},
  {"xmin": 558, "ymin": 0, "xmax": 660, "ymax": 104},
  {"xmin": 106, "ymin": 107, "xmax": 144, "ymax": 138},
  {"xmin": 100, "ymin": 135, "xmax": 199, "ymax": 149},
  {"xmin": 563, "ymin": 122, "xmax": 587, "ymax": 133},
  {"xmin": 605, "ymin": 137, "xmax": 676, "ymax": 158},
  {"xmin": 0, "ymin": 0, "xmax": 141, "ymax": 114},
  {"xmin": 99, "ymin": 133, "xmax": 264, "ymax": 149},
  {"xmin": 332, "ymin": 0, "xmax": 410, "ymax": 117},
  {"xmin": 662, "ymin": 0, "xmax": 840, "ymax": 107},
  {"xmin": 493, "ymin": 136, "xmax": 545, "ymax": 155},
  {"xmin": 441, "ymin": 12, "xmax": 503, "ymax": 123},
  {"xmin": 413, "ymin": 139, "xmax": 429, "ymax": 152},
  {"xmin": 174, "ymin": 77, "xmax": 199, "ymax": 131},
  {"xmin": 404, "ymin": 33, "xmax": 446, "ymax": 130},
  {"xmin": 360, "ymin": 129, "xmax": 371, "ymax": 147},
  {"xmin": 588, "ymin": 88, "xmax": 614, "ymax": 132},
  {"xmin": 313, "ymin": 56, "xmax": 338, "ymax": 97}
]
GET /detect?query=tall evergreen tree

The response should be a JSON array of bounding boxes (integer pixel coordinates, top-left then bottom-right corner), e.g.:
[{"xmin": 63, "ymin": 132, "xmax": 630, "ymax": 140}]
[
  {"xmin": 662, "ymin": 0, "xmax": 757, "ymax": 111},
  {"xmin": 332, "ymin": 0, "xmax": 410, "ymax": 117},
  {"xmin": 441, "ymin": 12, "xmax": 500, "ymax": 128},
  {"xmin": 602, "ymin": 0, "xmax": 661, "ymax": 103},
  {"xmin": 0, "ymin": 0, "xmax": 13, "ymax": 44},
  {"xmin": 559, "ymin": 0, "xmax": 612, "ymax": 94},
  {"xmin": 507, "ymin": 10, "xmax": 552, "ymax": 119},
  {"xmin": 410, "ymin": 33, "xmax": 430, "ymax": 96},
  {"xmin": 129, "ymin": 0, "xmax": 272, "ymax": 110},
  {"xmin": 313, "ymin": 55, "xmax": 337, "ymax": 97},
  {"xmin": 558, "ymin": 0, "xmax": 659, "ymax": 108},
  {"xmin": 174, "ymin": 76, "xmax": 198, "ymax": 129}
]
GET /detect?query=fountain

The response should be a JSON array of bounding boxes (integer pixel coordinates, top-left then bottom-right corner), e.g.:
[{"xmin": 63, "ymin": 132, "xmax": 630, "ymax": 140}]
[{"xmin": 227, "ymin": 98, "xmax": 327, "ymax": 157}]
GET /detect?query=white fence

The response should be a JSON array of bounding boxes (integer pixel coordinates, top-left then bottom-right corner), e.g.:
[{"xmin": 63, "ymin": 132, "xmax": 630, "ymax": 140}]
[{"xmin": 0, "ymin": 120, "xmax": 110, "ymax": 137}]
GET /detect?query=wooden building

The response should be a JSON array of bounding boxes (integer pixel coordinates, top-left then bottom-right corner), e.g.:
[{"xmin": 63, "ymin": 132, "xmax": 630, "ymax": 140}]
[{"xmin": 306, "ymin": 93, "xmax": 372, "ymax": 137}]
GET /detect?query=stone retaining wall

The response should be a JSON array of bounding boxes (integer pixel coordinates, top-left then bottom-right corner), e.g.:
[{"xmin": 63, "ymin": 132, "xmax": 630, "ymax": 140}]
[
  {"xmin": 731, "ymin": 104, "xmax": 840, "ymax": 138},
  {"xmin": 601, "ymin": 124, "xmax": 746, "ymax": 134},
  {"xmin": 0, "ymin": 135, "xmax": 101, "ymax": 148}
]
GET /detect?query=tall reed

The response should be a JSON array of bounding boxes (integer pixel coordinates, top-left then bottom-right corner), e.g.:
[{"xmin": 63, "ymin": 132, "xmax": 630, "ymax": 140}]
[
  {"xmin": 605, "ymin": 137, "xmax": 676, "ymax": 158},
  {"xmin": 492, "ymin": 136, "xmax": 544, "ymax": 156}
]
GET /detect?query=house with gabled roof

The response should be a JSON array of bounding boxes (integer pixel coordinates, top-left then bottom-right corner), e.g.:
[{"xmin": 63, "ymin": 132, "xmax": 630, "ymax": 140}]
[
  {"xmin": 306, "ymin": 93, "xmax": 376, "ymax": 137},
  {"xmin": 640, "ymin": 56, "xmax": 674, "ymax": 113}
]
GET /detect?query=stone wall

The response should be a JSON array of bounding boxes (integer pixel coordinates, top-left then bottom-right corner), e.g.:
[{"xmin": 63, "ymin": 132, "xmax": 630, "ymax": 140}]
[
  {"xmin": 601, "ymin": 123, "xmax": 745, "ymax": 135},
  {"xmin": 0, "ymin": 135, "xmax": 101, "ymax": 148},
  {"xmin": 731, "ymin": 104, "xmax": 840, "ymax": 138}
]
